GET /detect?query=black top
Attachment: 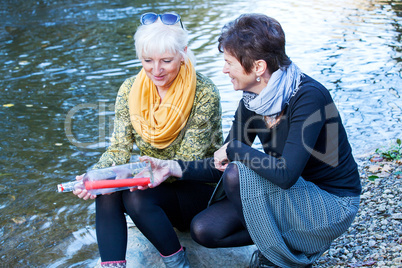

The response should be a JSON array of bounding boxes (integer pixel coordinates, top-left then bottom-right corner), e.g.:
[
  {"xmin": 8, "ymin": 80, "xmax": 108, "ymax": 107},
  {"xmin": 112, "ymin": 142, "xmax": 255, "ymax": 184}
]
[{"xmin": 178, "ymin": 74, "xmax": 361, "ymax": 197}]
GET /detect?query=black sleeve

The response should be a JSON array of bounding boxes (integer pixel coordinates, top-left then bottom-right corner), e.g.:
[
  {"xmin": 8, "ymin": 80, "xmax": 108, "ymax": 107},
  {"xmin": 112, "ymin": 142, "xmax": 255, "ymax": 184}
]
[
  {"xmin": 176, "ymin": 158, "xmax": 222, "ymax": 183},
  {"xmin": 226, "ymin": 87, "xmax": 331, "ymax": 189}
]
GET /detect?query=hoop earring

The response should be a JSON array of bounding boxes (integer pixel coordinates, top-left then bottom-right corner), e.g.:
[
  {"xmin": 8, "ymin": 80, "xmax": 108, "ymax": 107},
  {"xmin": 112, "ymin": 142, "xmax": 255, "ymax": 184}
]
[{"xmin": 256, "ymin": 77, "xmax": 261, "ymax": 82}]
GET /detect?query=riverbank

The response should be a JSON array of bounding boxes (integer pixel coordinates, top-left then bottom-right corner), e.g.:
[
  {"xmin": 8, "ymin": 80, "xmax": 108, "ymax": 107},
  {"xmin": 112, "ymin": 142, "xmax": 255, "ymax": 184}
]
[{"xmin": 314, "ymin": 154, "xmax": 402, "ymax": 267}]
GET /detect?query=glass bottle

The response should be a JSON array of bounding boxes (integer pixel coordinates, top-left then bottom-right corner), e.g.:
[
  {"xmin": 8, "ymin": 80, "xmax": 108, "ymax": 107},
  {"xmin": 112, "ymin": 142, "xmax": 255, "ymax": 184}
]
[{"xmin": 57, "ymin": 161, "xmax": 153, "ymax": 195}]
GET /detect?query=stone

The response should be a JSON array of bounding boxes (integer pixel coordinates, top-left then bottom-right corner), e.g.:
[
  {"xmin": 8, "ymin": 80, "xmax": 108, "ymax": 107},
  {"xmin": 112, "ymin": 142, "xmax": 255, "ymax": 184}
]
[
  {"xmin": 95, "ymin": 224, "xmax": 257, "ymax": 268},
  {"xmin": 394, "ymin": 257, "xmax": 402, "ymax": 263},
  {"xmin": 391, "ymin": 213, "xmax": 402, "ymax": 220},
  {"xmin": 368, "ymin": 165, "xmax": 381, "ymax": 173},
  {"xmin": 382, "ymin": 165, "xmax": 392, "ymax": 173}
]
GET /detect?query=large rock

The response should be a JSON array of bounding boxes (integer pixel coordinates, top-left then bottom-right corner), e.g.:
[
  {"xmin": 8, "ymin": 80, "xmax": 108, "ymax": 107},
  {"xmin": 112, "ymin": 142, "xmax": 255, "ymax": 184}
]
[{"xmin": 95, "ymin": 219, "xmax": 257, "ymax": 268}]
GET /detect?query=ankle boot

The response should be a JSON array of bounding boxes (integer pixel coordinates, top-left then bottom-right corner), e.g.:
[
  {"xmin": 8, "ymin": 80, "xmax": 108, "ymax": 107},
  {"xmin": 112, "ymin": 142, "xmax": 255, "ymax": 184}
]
[
  {"xmin": 161, "ymin": 247, "xmax": 190, "ymax": 268},
  {"xmin": 100, "ymin": 260, "xmax": 126, "ymax": 268},
  {"xmin": 249, "ymin": 250, "xmax": 278, "ymax": 268}
]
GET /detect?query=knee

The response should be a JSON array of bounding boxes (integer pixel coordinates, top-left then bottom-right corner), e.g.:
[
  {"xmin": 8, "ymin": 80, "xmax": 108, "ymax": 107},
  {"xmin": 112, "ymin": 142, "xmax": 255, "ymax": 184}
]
[
  {"xmin": 222, "ymin": 163, "xmax": 240, "ymax": 197},
  {"xmin": 190, "ymin": 216, "xmax": 219, "ymax": 248},
  {"xmin": 190, "ymin": 217, "xmax": 208, "ymax": 246}
]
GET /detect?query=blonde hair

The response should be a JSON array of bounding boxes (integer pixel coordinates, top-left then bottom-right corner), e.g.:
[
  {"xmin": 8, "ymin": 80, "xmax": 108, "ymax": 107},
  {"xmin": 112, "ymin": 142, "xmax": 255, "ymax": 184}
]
[{"xmin": 134, "ymin": 19, "xmax": 196, "ymax": 66}]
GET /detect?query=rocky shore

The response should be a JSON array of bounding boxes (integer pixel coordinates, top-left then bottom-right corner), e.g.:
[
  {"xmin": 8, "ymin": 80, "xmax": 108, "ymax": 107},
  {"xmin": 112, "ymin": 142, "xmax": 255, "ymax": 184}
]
[{"xmin": 314, "ymin": 155, "xmax": 402, "ymax": 267}]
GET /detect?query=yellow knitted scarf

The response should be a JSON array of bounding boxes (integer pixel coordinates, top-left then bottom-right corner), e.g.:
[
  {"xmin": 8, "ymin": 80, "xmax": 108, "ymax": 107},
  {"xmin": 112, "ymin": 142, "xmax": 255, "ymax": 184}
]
[{"xmin": 128, "ymin": 61, "xmax": 196, "ymax": 149}]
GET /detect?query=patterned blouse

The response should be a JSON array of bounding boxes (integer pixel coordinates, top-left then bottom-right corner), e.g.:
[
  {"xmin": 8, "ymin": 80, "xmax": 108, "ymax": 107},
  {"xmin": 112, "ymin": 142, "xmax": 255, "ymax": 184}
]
[{"xmin": 93, "ymin": 72, "xmax": 223, "ymax": 175}]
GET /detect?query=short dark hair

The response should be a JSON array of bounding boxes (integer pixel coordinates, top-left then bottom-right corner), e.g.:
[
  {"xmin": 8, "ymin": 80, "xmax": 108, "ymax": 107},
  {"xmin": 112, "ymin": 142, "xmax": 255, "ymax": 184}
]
[{"xmin": 218, "ymin": 13, "xmax": 291, "ymax": 74}]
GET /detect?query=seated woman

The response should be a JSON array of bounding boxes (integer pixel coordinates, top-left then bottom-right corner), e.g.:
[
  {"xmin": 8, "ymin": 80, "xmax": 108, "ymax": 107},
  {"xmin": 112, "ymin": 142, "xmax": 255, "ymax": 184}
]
[
  {"xmin": 141, "ymin": 13, "xmax": 361, "ymax": 268},
  {"xmin": 73, "ymin": 12, "xmax": 223, "ymax": 268}
]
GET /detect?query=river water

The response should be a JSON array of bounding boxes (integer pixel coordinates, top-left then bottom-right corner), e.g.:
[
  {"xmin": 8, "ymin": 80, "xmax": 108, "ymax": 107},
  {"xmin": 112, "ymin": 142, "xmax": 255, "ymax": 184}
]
[{"xmin": 0, "ymin": 0, "xmax": 401, "ymax": 267}]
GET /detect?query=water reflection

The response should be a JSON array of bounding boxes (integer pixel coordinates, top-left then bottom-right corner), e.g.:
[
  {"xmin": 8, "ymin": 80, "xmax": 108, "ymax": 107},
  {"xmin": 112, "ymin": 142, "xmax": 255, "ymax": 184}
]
[{"xmin": 0, "ymin": 0, "xmax": 401, "ymax": 266}]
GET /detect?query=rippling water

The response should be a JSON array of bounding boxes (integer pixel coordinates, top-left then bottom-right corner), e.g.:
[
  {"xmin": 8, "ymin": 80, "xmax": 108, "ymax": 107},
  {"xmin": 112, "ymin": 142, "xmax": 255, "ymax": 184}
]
[{"xmin": 0, "ymin": 0, "xmax": 401, "ymax": 266}]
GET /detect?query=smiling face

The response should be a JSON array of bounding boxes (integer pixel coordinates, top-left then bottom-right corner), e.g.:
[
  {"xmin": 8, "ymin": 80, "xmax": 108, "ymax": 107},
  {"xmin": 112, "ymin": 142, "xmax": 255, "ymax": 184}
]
[
  {"xmin": 222, "ymin": 50, "xmax": 262, "ymax": 94},
  {"xmin": 141, "ymin": 51, "xmax": 184, "ymax": 92}
]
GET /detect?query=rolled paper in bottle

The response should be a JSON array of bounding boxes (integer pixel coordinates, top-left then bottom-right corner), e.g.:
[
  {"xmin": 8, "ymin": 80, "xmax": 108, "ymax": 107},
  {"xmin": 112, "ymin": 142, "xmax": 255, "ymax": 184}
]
[{"xmin": 84, "ymin": 177, "xmax": 150, "ymax": 190}]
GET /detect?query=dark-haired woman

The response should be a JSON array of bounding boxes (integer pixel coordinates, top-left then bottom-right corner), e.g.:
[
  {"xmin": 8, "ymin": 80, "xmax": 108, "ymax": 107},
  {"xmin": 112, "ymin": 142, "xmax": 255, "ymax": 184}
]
[{"xmin": 141, "ymin": 13, "xmax": 361, "ymax": 268}]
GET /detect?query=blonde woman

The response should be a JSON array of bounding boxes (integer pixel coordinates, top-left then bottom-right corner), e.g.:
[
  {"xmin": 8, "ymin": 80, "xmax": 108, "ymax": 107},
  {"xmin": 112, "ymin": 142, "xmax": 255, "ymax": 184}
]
[{"xmin": 74, "ymin": 12, "xmax": 223, "ymax": 268}]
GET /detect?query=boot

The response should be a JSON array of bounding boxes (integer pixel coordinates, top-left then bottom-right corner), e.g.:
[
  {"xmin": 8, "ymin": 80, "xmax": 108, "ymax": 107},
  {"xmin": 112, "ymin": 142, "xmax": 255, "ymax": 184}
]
[
  {"xmin": 161, "ymin": 247, "xmax": 190, "ymax": 268},
  {"xmin": 100, "ymin": 260, "xmax": 126, "ymax": 268},
  {"xmin": 249, "ymin": 250, "xmax": 278, "ymax": 268}
]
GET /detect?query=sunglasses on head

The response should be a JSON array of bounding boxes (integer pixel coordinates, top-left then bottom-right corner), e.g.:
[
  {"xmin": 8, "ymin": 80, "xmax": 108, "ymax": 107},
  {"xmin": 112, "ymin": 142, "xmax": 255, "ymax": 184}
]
[{"xmin": 140, "ymin": 12, "xmax": 184, "ymax": 28}]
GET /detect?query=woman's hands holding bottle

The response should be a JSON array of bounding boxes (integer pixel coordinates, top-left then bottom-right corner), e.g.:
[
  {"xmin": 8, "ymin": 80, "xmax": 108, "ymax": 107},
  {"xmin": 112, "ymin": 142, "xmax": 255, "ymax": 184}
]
[
  {"xmin": 72, "ymin": 174, "xmax": 97, "ymax": 200},
  {"xmin": 71, "ymin": 158, "xmax": 180, "ymax": 197},
  {"xmin": 135, "ymin": 156, "xmax": 182, "ymax": 191}
]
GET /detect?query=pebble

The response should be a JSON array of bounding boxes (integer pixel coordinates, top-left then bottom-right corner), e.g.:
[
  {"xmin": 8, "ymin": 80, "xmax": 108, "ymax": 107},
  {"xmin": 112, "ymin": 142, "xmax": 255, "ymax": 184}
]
[
  {"xmin": 391, "ymin": 213, "xmax": 402, "ymax": 220},
  {"xmin": 315, "ymin": 156, "xmax": 402, "ymax": 267}
]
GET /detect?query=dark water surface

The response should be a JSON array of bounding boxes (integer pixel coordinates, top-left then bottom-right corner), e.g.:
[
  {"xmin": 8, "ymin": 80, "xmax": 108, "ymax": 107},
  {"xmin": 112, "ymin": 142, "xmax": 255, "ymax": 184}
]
[{"xmin": 0, "ymin": 0, "xmax": 401, "ymax": 267}]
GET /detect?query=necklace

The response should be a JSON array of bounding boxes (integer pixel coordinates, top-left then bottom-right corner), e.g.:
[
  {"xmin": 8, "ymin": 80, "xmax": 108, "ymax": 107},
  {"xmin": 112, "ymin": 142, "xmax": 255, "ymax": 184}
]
[{"xmin": 263, "ymin": 110, "xmax": 284, "ymax": 129}]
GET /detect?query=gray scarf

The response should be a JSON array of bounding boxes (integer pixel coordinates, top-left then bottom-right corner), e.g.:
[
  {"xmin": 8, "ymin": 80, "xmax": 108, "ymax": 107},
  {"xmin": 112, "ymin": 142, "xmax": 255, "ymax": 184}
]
[{"xmin": 243, "ymin": 62, "xmax": 302, "ymax": 116}]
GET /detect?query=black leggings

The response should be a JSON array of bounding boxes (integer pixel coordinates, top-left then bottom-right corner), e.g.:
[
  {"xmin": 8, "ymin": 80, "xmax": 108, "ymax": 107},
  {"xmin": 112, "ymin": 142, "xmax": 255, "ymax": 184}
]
[
  {"xmin": 190, "ymin": 163, "xmax": 253, "ymax": 248},
  {"xmin": 96, "ymin": 180, "xmax": 214, "ymax": 261}
]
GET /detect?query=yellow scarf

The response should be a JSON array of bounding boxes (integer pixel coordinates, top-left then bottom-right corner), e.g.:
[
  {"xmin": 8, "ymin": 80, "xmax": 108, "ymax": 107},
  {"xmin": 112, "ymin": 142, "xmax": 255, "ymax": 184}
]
[{"xmin": 128, "ymin": 61, "xmax": 196, "ymax": 149}]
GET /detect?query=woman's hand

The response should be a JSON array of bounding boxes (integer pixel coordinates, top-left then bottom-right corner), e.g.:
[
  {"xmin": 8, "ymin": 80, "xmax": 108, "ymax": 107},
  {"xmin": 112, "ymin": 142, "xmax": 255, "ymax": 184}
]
[
  {"xmin": 136, "ymin": 156, "xmax": 182, "ymax": 191},
  {"xmin": 72, "ymin": 174, "xmax": 97, "ymax": 200},
  {"xmin": 214, "ymin": 142, "xmax": 229, "ymax": 172}
]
